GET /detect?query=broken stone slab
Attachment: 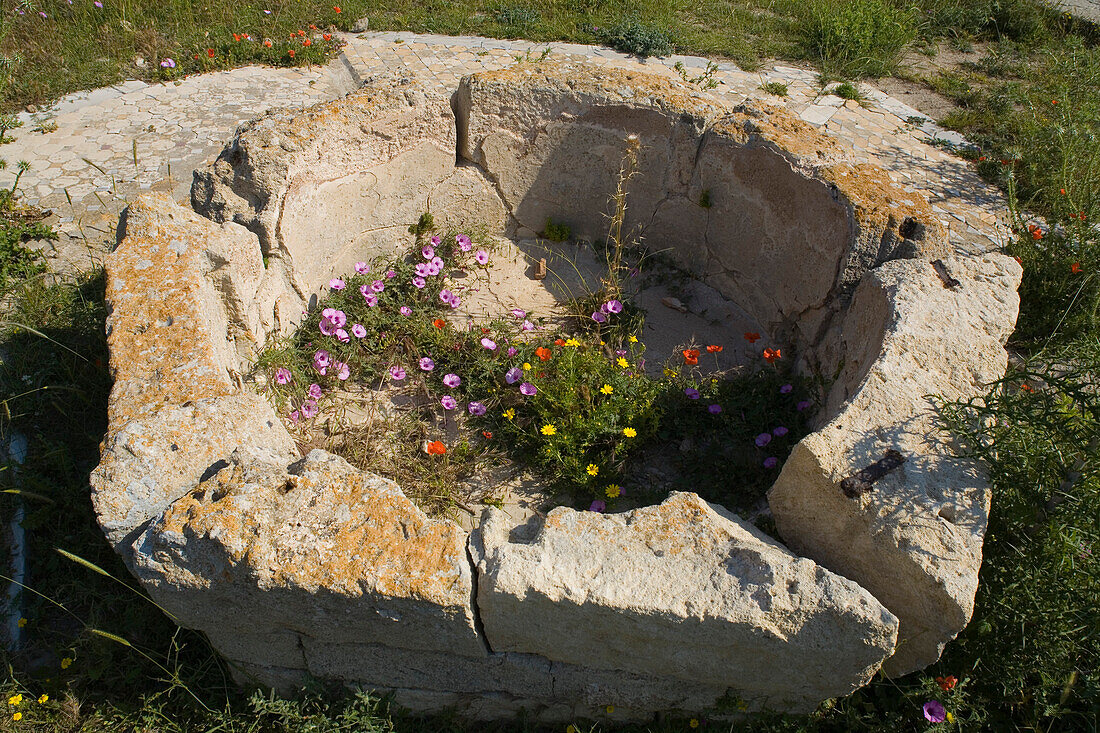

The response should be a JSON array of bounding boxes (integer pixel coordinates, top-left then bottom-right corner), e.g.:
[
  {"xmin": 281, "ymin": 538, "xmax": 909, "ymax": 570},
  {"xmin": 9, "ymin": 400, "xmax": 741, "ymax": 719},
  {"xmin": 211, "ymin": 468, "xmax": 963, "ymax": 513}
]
[
  {"xmin": 769, "ymin": 253, "xmax": 1022, "ymax": 675},
  {"xmin": 470, "ymin": 492, "xmax": 899, "ymax": 712},
  {"xmin": 131, "ymin": 448, "xmax": 486, "ymax": 658}
]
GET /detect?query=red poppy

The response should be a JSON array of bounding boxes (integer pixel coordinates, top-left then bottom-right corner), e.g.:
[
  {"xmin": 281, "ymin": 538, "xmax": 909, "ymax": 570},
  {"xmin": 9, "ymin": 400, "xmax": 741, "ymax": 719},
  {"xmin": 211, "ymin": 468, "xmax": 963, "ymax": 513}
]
[
  {"xmin": 535, "ymin": 347, "xmax": 552, "ymax": 361},
  {"xmin": 936, "ymin": 676, "xmax": 958, "ymax": 692},
  {"xmin": 1060, "ymin": 188, "xmax": 1067, "ymax": 196},
  {"xmin": 193, "ymin": 54, "xmax": 200, "ymax": 59},
  {"xmin": 1079, "ymin": 212, "xmax": 1087, "ymax": 221},
  {"xmin": 683, "ymin": 349, "xmax": 700, "ymax": 366},
  {"xmin": 481, "ymin": 327, "xmax": 491, "ymax": 334},
  {"xmin": 426, "ymin": 440, "xmax": 446, "ymax": 455},
  {"xmin": 1032, "ymin": 229, "xmax": 1043, "ymax": 240},
  {"xmin": 1072, "ymin": 262, "xmax": 1083, "ymax": 274},
  {"xmin": 288, "ymin": 49, "xmax": 295, "ymax": 57},
  {"xmin": 302, "ymin": 38, "xmax": 312, "ymax": 46},
  {"xmin": 482, "ymin": 431, "xmax": 493, "ymax": 439},
  {"xmin": 323, "ymin": 33, "xmax": 332, "ymax": 40},
  {"xmin": 743, "ymin": 332, "xmax": 761, "ymax": 343},
  {"xmin": 978, "ymin": 156, "xmax": 986, "ymax": 161},
  {"xmin": 763, "ymin": 347, "xmax": 781, "ymax": 363},
  {"xmin": 433, "ymin": 318, "xmax": 446, "ymax": 329},
  {"xmin": 309, "ymin": 23, "xmax": 318, "ymax": 29},
  {"xmin": 1020, "ymin": 383, "xmax": 1034, "ymax": 393},
  {"xmin": 706, "ymin": 344, "xmax": 722, "ymax": 353},
  {"xmin": 233, "ymin": 33, "xmax": 241, "ymax": 41},
  {"xmin": 264, "ymin": 39, "xmax": 273, "ymax": 47},
  {"xmin": 333, "ymin": 5, "xmax": 341, "ymax": 11},
  {"xmin": 1052, "ymin": 99, "xmax": 1058, "ymax": 105},
  {"xmin": 298, "ymin": 29, "xmax": 306, "ymax": 36},
  {"xmin": 207, "ymin": 48, "xmax": 215, "ymax": 57},
  {"xmin": 554, "ymin": 338, "xmax": 565, "ymax": 346}
]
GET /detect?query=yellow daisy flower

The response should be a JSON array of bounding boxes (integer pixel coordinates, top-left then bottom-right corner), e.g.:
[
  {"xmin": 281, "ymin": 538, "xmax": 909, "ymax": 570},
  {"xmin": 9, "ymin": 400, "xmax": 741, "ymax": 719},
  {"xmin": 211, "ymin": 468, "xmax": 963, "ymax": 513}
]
[
  {"xmin": 8, "ymin": 694, "xmax": 22, "ymax": 706},
  {"xmin": 60, "ymin": 658, "xmax": 72, "ymax": 670},
  {"xmin": 628, "ymin": 335, "xmax": 638, "ymax": 343},
  {"xmin": 689, "ymin": 720, "xmax": 699, "ymax": 729},
  {"xmin": 616, "ymin": 357, "xmax": 629, "ymax": 368},
  {"xmin": 523, "ymin": 362, "xmax": 532, "ymax": 370},
  {"xmin": 586, "ymin": 464, "xmax": 599, "ymax": 476},
  {"xmin": 37, "ymin": 695, "xmax": 47, "ymax": 704},
  {"xmin": 599, "ymin": 384, "xmax": 613, "ymax": 394},
  {"xmin": 541, "ymin": 424, "xmax": 557, "ymax": 436},
  {"xmin": 606, "ymin": 484, "xmax": 621, "ymax": 498},
  {"xmin": 17, "ymin": 618, "xmax": 26, "ymax": 628},
  {"xmin": 622, "ymin": 427, "xmax": 637, "ymax": 438},
  {"xmin": 565, "ymin": 338, "xmax": 581, "ymax": 347},
  {"xmin": 503, "ymin": 408, "xmax": 515, "ymax": 420},
  {"xmin": 13, "ymin": 712, "xmax": 22, "ymax": 721}
]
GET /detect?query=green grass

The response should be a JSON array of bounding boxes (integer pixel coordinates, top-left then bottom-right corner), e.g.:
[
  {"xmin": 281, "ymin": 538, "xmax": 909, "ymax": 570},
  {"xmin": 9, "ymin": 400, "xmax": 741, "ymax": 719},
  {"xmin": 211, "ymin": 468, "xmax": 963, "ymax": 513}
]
[{"xmin": 2, "ymin": 0, "xmax": 1100, "ymax": 729}]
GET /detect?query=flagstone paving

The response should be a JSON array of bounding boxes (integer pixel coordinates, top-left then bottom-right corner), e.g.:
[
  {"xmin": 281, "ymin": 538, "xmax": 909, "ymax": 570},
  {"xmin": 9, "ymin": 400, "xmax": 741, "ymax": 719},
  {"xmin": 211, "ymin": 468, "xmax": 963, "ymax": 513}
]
[{"xmin": 0, "ymin": 31, "xmax": 1008, "ymax": 274}]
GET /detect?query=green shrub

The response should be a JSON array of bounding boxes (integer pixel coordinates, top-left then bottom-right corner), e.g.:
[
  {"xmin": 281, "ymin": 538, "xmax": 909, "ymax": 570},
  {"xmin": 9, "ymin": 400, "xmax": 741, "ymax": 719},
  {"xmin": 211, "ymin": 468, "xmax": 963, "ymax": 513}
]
[
  {"xmin": 597, "ymin": 17, "xmax": 674, "ymax": 58},
  {"xmin": 799, "ymin": 0, "xmax": 917, "ymax": 77},
  {"xmin": 542, "ymin": 218, "xmax": 572, "ymax": 242},
  {"xmin": 832, "ymin": 81, "xmax": 862, "ymax": 100},
  {"xmin": 760, "ymin": 81, "xmax": 789, "ymax": 97}
]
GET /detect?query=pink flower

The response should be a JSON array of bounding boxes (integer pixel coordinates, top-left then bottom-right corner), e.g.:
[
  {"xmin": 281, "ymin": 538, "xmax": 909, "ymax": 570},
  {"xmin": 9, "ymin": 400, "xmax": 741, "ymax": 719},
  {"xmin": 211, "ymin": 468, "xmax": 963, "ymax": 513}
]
[
  {"xmin": 363, "ymin": 294, "xmax": 378, "ymax": 307},
  {"xmin": 519, "ymin": 382, "xmax": 537, "ymax": 396},
  {"xmin": 468, "ymin": 401, "xmax": 486, "ymax": 416},
  {"xmin": 422, "ymin": 245, "xmax": 435, "ymax": 259},
  {"xmin": 352, "ymin": 323, "xmax": 367, "ymax": 338},
  {"xmin": 456, "ymin": 234, "xmax": 472, "ymax": 251},
  {"xmin": 431, "ymin": 235, "xmax": 442, "ymax": 246},
  {"xmin": 684, "ymin": 388, "xmax": 700, "ymax": 399},
  {"xmin": 94, "ymin": 0, "xmax": 103, "ymax": 6},
  {"xmin": 755, "ymin": 433, "xmax": 772, "ymax": 447},
  {"xmin": 449, "ymin": 296, "xmax": 462, "ymax": 308},
  {"xmin": 335, "ymin": 328, "xmax": 349, "ymax": 343},
  {"xmin": 415, "ymin": 263, "xmax": 431, "ymax": 277},
  {"xmin": 289, "ymin": 409, "xmax": 299, "ymax": 423},
  {"xmin": 591, "ymin": 311, "xmax": 607, "ymax": 324},
  {"xmin": 370, "ymin": 280, "xmax": 385, "ymax": 293},
  {"xmin": 301, "ymin": 400, "xmax": 319, "ymax": 419},
  {"xmin": 773, "ymin": 426, "xmax": 789, "ymax": 437},
  {"xmin": 441, "ymin": 395, "xmax": 458, "ymax": 410},
  {"xmin": 481, "ymin": 337, "xmax": 497, "ymax": 350},
  {"xmin": 389, "ymin": 365, "xmax": 406, "ymax": 381},
  {"xmin": 507, "ymin": 346, "xmax": 517, "ymax": 357},
  {"xmin": 419, "ymin": 357, "xmax": 435, "ymax": 371},
  {"xmin": 322, "ymin": 308, "xmax": 346, "ymax": 328},
  {"xmin": 308, "ymin": 383, "xmax": 323, "ymax": 400},
  {"xmin": 443, "ymin": 373, "xmax": 461, "ymax": 388},
  {"xmin": 589, "ymin": 500, "xmax": 606, "ymax": 512},
  {"xmin": 333, "ymin": 361, "xmax": 350, "ymax": 380},
  {"xmin": 510, "ymin": 308, "xmax": 526, "ymax": 319},
  {"xmin": 605, "ymin": 299, "xmax": 623, "ymax": 314},
  {"xmin": 329, "ymin": 278, "xmax": 346, "ymax": 290},
  {"xmin": 160, "ymin": 58, "xmax": 175, "ymax": 68},
  {"xmin": 521, "ymin": 320, "xmax": 535, "ymax": 332},
  {"xmin": 412, "ymin": 277, "xmax": 426, "ymax": 289},
  {"xmin": 763, "ymin": 456, "xmax": 778, "ymax": 469},
  {"xmin": 313, "ymin": 350, "xmax": 331, "ymax": 369},
  {"xmin": 708, "ymin": 404, "xmax": 721, "ymax": 414},
  {"xmin": 386, "ymin": 269, "xmax": 396, "ymax": 278},
  {"xmin": 505, "ymin": 367, "xmax": 522, "ymax": 384},
  {"xmin": 440, "ymin": 289, "xmax": 454, "ymax": 305},
  {"xmin": 275, "ymin": 367, "xmax": 292, "ymax": 384},
  {"xmin": 923, "ymin": 701, "xmax": 946, "ymax": 723},
  {"xmin": 474, "ymin": 249, "xmax": 489, "ymax": 265},
  {"xmin": 780, "ymin": 383, "xmax": 793, "ymax": 394},
  {"xmin": 399, "ymin": 306, "xmax": 412, "ymax": 316},
  {"xmin": 354, "ymin": 261, "xmax": 369, "ymax": 274}
]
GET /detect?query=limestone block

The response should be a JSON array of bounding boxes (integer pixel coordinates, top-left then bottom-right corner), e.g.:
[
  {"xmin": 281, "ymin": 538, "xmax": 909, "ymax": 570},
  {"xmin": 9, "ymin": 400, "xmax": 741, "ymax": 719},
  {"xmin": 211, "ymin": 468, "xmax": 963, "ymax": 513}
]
[
  {"xmin": 131, "ymin": 448, "xmax": 487, "ymax": 659},
  {"xmin": 769, "ymin": 254, "xmax": 1022, "ymax": 675},
  {"xmin": 471, "ymin": 492, "xmax": 898, "ymax": 712}
]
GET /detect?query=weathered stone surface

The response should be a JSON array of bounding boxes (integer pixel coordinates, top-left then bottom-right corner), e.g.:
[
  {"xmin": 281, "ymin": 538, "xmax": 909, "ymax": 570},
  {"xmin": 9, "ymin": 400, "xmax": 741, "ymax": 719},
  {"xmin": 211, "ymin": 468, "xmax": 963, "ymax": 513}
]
[
  {"xmin": 471, "ymin": 492, "xmax": 898, "ymax": 711},
  {"xmin": 456, "ymin": 61, "xmax": 948, "ymax": 337},
  {"xmin": 769, "ymin": 253, "xmax": 1021, "ymax": 675},
  {"xmin": 132, "ymin": 448, "xmax": 486, "ymax": 658}
]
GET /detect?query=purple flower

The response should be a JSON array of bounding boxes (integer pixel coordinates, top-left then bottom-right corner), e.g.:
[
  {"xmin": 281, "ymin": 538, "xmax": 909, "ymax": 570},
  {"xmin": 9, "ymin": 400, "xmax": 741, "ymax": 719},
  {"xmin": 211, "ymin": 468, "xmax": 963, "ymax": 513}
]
[
  {"xmin": 708, "ymin": 404, "xmax": 722, "ymax": 414},
  {"xmin": 431, "ymin": 256, "xmax": 444, "ymax": 269},
  {"xmin": 796, "ymin": 400, "xmax": 812, "ymax": 411},
  {"xmin": 363, "ymin": 294, "xmax": 378, "ymax": 307},
  {"xmin": 399, "ymin": 306, "xmax": 412, "ymax": 316},
  {"xmin": 755, "ymin": 432, "xmax": 772, "ymax": 447},
  {"xmin": 386, "ymin": 269, "xmax": 396, "ymax": 279},
  {"xmin": 591, "ymin": 311, "xmax": 607, "ymax": 324},
  {"xmin": 475, "ymin": 249, "xmax": 489, "ymax": 265},
  {"xmin": 773, "ymin": 426, "xmax": 789, "ymax": 438},
  {"xmin": 94, "ymin": 0, "xmax": 104, "ymax": 6},
  {"xmin": 441, "ymin": 395, "xmax": 458, "ymax": 410},
  {"xmin": 329, "ymin": 277, "xmax": 346, "ymax": 290},
  {"xmin": 510, "ymin": 308, "xmax": 526, "ymax": 319},
  {"xmin": 419, "ymin": 357, "xmax": 435, "ymax": 371},
  {"xmin": 425, "ymin": 262, "xmax": 440, "ymax": 276},
  {"xmin": 300, "ymin": 400, "xmax": 319, "ymax": 419},
  {"xmin": 780, "ymin": 383, "xmax": 793, "ymax": 394},
  {"xmin": 308, "ymin": 383, "xmax": 323, "ymax": 400},
  {"xmin": 322, "ymin": 308, "xmax": 346, "ymax": 328},
  {"xmin": 456, "ymin": 234, "xmax": 472, "ymax": 251},
  {"xmin": 289, "ymin": 410, "xmax": 299, "ymax": 423},
  {"xmin": 335, "ymin": 328, "xmax": 350, "ymax": 343},
  {"xmin": 923, "ymin": 701, "xmax": 946, "ymax": 723},
  {"xmin": 370, "ymin": 279, "xmax": 385, "ymax": 293},
  {"xmin": 412, "ymin": 277, "xmax": 426, "ymax": 289},
  {"xmin": 313, "ymin": 350, "xmax": 331, "ymax": 369},
  {"xmin": 443, "ymin": 373, "xmax": 461, "ymax": 388},
  {"xmin": 468, "ymin": 401, "xmax": 487, "ymax": 416},
  {"xmin": 440, "ymin": 289, "xmax": 454, "ymax": 305},
  {"xmin": 605, "ymin": 299, "xmax": 623, "ymax": 314},
  {"xmin": 389, "ymin": 365, "xmax": 406, "ymax": 381},
  {"xmin": 684, "ymin": 388, "xmax": 700, "ymax": 399},
  {"xmin": 449, "ymin": 295, "xmax": 462, "ymax": 309},
  {"xmin": 352, "ymin": 323, "xmax": 367, "ymax": 338},
  {"xmin": 519, "ymin": 382, "xmax": 537, "ymax": 396},
  {"xmin": 354, "ymin": 261, "xmax": 369, "ymax": 274},
  {"xmin": 521, "ymin": 320, "xmax": 535, "ymax": 332},
  {"xmin": 160, "ymin": 57, "xmax": 175, "ymax": 68},
  {"xmin": 415, "ymin": 263, "xmax": 431, "ymax": 277},
  {"xmin": 422, "ymin": 245, "xmax": 435, "ymax": 259},
  {"xmin": 333, "ymin": 361, "xmax": 350, "ymax": 381},
  {"xmin": 275, "ymin": 367, "xmax": 292, "ymax": 384},
  {"xmin": 505, "ymin": 367, "xmax": 523, "ymax": 384},
  {"xmin": 507, "ymin": 346, "xmax": 517, "ymax": 357},
  {"xmin": 431, "ymin": 235, "xmax": 441, "ymax": 245},
  {"xmin": 481, "ymin": 337, "xmax": 497, "ymax": 350},
  {"xmin": 615, "ymin": 349, "xmax": 627, "ymax": 357},
  {"xmin": 589, "ymin": 500, "xmax": 606, "ymax": 513},
  {"xmin": 763, "ymin": 456, "xmax": 779, "ymax": 469}
]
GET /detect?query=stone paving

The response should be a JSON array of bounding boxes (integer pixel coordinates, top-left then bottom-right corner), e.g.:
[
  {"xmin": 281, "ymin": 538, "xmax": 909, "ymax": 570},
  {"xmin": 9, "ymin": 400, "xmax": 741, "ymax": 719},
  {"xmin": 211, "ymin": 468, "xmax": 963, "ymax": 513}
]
[{"xmin": 0, "ymin": 31, "xmax": 1009, "ymax": 273}]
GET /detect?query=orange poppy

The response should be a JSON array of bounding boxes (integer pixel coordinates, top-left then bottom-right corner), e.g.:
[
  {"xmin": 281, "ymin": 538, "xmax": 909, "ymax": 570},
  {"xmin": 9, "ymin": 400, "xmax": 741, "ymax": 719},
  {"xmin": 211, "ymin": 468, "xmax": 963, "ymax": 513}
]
[
  {"xmin": 207, "ymin": 48, "xmax": 215, "ymax": 57},
  {"xmin": 554, "ymin": 338, "xmax": 565, "ymax": 346},
  {"xmin": 1072, "ymin": 262, "xmax": 1083, "ymax": 274},
  {"xmin": 481, "ymin": 431, "xmax": 493, "ymax": 439},
  {"xmin": 763, "ymin": 347, "xmax": 781, "ymax": 363},
  {"xmin": 233, "ymin": 33, "xmax": 241, "ymax": 41},
  {"xmin": 1021, "ymin": 383, "xmax": 1034, "ymax": 393},
  {"xmin": 744, "ymin": 332, "xmax": 760, "ymax": 343},
  {"xmin": 302, "ymin": 38, "xmax": 312, "ymax": 46},
  {"xmin": 535, "ymin": 347, "xmax": 552, "ymax": 361},
  {"xmin": 309, "ymin": 23, "xmax": 318, "ymax": 29},
  {"xmin": 936, "ymin": 676, "xmax": 958, "ymax": 692},
  {"xmin": 1061, "ymin": 188, "xmax": 1067, "ymax": 196},
  {"xmin": 333, "ymin": 5, "xmax": 341, "ymax": 11},
  {"xmin": 426, "ymin": 440, "xmax": 446, "ymax": 455},
  {"xmin": 298, "ymin": 29, "xmax": 306, "ymax": 36},
  {"xmin": 288, "ymin": 49, "xmax": 295, "ymax": 57},
  {"xmin": 264, "ymin": 39, "xmax": 273, "ymax": 47},
  {"xmin": 683, "ymin": 349, "xmax": 700, "ymax": 366},
  {"xmin": 433, "ymin": 318, "xmax": 446, "ymax": 329},
  {"xmin": 706, "ymin": 345, "xmax": 722, "ymax": 353},
  {"xmin": 323, "ymin": 33, "xmax": 331, "ymax": 40}
]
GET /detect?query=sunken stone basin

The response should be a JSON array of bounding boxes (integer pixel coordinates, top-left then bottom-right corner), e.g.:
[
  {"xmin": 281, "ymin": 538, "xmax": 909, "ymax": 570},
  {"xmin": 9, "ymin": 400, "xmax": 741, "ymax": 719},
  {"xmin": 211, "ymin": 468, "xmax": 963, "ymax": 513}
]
[{"xmin": 91, "ymin": 61, "xmax": 1021, "ymax": 721}]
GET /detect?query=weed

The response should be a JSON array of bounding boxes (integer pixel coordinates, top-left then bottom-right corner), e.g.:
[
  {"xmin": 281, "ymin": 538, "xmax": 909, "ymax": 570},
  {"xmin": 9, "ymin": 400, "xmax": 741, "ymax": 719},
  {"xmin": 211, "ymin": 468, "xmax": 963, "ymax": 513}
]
[
  {"xmin": 831, "ymin": 81, "xmax": 862, "ymax": 100},
  {"xmin": 543, "ymin": 218, "xmax": 572, "ymax": 242},
  {"xmin": 597, "ymin": 17, "xmax": 674, "ymax": 58},
  {"xmin": 760, "ymin": 81, "xmax": 789, "ymax": 97},
  {"xmin": 673, "ymin": 60, "xmax": 720, "ymax": 89},
  {"xmin": 799, "ymin": 0, "xmax": 917, "ymax": 77},
  {"xmin": 698, "ymin": 189, "xmax": 713, "ymax": 208},
  {"xmin": 493, "ymin": 5, "xmax": 541, "ymax": 28}
]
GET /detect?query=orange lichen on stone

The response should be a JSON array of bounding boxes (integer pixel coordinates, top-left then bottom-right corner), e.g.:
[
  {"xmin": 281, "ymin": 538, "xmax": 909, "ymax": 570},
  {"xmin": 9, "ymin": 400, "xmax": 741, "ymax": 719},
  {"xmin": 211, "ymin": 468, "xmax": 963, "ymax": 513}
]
[{"xmin": 820, "ymin": 163, "xmax": 947, "ymax": 246}]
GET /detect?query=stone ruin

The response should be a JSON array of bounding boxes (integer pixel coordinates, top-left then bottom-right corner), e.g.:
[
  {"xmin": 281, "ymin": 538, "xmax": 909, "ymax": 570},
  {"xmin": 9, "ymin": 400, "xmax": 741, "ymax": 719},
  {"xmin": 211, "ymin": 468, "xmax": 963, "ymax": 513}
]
[{"xmin": 90, "ymin": 60, "xmax": 1021, "ymax": 722}]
